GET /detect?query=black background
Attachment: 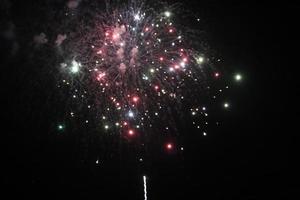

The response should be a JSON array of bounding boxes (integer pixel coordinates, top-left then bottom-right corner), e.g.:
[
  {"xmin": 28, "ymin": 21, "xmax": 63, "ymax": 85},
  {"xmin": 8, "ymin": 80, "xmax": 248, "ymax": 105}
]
[{"xmin": 1, "ymin": 0, "xmax": 299, "ymax": 199}]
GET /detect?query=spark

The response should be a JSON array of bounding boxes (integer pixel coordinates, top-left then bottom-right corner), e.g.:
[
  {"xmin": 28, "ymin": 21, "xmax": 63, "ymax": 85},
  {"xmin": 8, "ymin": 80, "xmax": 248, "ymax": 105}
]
[
  {"xmin": 128, "ymin": 111, "xmax": 135, "ymax": 118},
  {"xmin": 128, "ymin": 129, "xmax": 135, "ymax": 136},
  {"xmin": 166, "ymin": 143, "xmax": 173, "ymax": 150},
  {"xmin": 132, "ymin": 96, "xmax": 139, "ymax": 103},
  {"xmin": 196, "ymin": 56, "xmax": 204, "ymax": 64},
  {"xmin": 70, "ymin": 60, "xmax": 81, "ymax": 74},
  {"xmin": 224, "ymin": 102, "xmax": 230, "ymax": 108},
  {"xmin": 180, "ymin": 61, "xmax": 186, "ymax": 68},
  {"xmin": 57, "ymin": 124, "xmax": 64, "ymax": 131},
  {"xmin": 164, "ymin": 11, "xmax": 171, "ymax": 17},
  {"xmin": 235, "ymin": 73, "xmax": 242, "ymax": 81},
  {"xmin": 134, "ymin": 14, "xmax": 141, "ymax": 21},
  {"xmin": 97, "ymin": 72, "xmax": 106, "ymax": 81}
]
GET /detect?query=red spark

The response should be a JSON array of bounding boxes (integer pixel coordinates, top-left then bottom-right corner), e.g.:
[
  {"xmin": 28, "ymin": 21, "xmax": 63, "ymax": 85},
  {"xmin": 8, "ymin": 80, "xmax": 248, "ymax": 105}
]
[
  {"xmin": 166, "ymin": 143, "xmax": 173, "ymax": 150},
  {"xmin": 128, "ymin": 129, "xmax": 135, "ymax": 136},
  {"xmin": 97, "ymin": 72, "xmax": 106, "ymax": 81},
  {"xmin": 132, "ymin": 96, "xmax": 139, "ymax": 103}
]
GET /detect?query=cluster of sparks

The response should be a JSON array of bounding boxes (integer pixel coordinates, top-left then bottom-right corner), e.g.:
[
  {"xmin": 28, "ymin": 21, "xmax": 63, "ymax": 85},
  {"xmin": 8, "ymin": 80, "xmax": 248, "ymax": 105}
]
[
  {"xmin": 26, "ymin": 1, "xmax": 245, "ymax": 198},
  {"xmin": 51, "ymin": 0, "xmax": 243, "ymax": 156}
]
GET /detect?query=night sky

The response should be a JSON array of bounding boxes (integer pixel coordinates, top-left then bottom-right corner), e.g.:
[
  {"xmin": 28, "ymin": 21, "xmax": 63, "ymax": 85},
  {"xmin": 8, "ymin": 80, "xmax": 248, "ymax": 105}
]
[{"xmin": 1, "ymin": 0, "xmax": 298, "ymax": 199}]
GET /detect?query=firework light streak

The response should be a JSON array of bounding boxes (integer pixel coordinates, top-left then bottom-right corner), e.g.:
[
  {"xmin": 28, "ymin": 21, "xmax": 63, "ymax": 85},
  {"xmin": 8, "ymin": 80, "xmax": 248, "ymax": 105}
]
[{"xmin": 143, "ymin": 175, "xmax": 148, "ymax": 200}]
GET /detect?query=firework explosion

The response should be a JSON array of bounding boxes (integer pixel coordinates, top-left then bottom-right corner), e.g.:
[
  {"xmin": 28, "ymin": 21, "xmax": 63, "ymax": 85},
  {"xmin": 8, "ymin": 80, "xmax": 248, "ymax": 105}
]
[{"xmin": 30, "ymin": 0, "xmax": 239, "ymax": 160}]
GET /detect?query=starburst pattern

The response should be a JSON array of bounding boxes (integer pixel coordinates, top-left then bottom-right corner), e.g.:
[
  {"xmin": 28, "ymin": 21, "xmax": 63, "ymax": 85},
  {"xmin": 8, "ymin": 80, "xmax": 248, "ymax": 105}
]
[{"xmin": 30, "ymin": 0, "xmax": 238, "ymax": 158}]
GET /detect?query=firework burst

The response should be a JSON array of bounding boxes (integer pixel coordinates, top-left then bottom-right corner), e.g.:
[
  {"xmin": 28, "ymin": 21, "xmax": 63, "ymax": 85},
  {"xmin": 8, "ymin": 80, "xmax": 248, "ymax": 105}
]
[{"xmin": 30, "ymin": 0, "xmax": 233, "ymax": 158}]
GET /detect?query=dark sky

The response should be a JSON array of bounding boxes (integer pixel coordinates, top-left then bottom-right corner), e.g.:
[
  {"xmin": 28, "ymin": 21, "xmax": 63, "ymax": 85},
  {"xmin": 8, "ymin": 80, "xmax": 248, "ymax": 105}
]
[{"xmin": 1, "ymin": 1, "xmax": 299, "ymax": 199}]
